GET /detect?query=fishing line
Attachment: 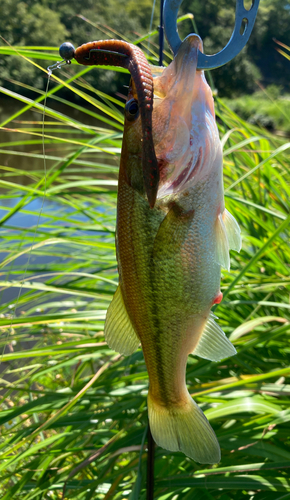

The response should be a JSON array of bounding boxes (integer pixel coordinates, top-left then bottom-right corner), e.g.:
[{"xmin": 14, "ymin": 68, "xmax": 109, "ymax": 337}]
[
  {"xmin": 5, "ymin": 74, "xmax": 50, "ymax": 346},
  {"xmin": 0, "ymin": 74, "xmax": 50, "ymax": 367},
  {"xmin": 147, "ymin": 0, "xmax": 157, "ymax": 55}
]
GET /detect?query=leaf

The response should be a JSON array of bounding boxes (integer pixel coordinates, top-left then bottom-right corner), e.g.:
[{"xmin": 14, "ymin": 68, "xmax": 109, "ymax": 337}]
[
  {"xmin": 230, "ymin": 316, "xmax": 288, "ymax": 341},
  {"xmin": 156, "ymin": 474, "xmax": 290, "ymax": 492},
  {"xmin": 205, "ymin": 396, "xmax": 280, "ymax": 419}
]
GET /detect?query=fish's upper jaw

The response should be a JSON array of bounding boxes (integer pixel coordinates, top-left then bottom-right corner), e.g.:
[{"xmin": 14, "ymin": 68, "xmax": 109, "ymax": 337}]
[{"xmin": 152, "ymin": 35, "xmax": 221, "ymax": 199}]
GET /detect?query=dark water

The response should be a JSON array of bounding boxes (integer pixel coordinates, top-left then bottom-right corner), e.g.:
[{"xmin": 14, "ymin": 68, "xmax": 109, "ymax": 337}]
[{"xmin": 0, "ymin": 95, "xmax": 110, "ymax": 182}]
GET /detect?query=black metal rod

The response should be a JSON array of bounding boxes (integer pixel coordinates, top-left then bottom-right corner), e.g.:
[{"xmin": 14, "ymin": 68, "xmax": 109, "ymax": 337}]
[
  {"xmin": 147, "ymin": 424, "xmax": 155, "ymax": 500},
  {"xmin": 159, "ymin": 0, "xmax": 164, "ymax": 66}
]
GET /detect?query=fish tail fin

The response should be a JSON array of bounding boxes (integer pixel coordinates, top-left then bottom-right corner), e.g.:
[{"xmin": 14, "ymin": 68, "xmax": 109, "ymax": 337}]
[{"xmin": 148, "ymin": 390, "xmax": 220, "ymax": 464}]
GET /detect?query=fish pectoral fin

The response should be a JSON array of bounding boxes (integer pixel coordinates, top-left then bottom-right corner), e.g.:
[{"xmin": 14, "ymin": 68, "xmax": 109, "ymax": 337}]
[
  {"xmin": 104, "ymin": 285, "xmax": 140, "ymax": 355},
  {"xmin": 153, "ymin": 202, "xmax": 195, "ymax": 259},
  {"xmin": 191, "ymin": 313, "xmax": 236, "ymax": 362},
  {"xmin": 215, "ymin": 209, "xmax": 241, "ymax": 271},
  {"xmin": 222, "ymin": 208, "xmax": 242, "ymax": 253},
  {"xmin": 215, "ymin": 213, "xmax": 230, "ymax": 271}
]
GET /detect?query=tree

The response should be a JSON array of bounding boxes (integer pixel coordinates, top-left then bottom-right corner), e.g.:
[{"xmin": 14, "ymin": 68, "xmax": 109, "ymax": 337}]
[{"xmin": 0, "ymin": 0, "xmax": 68, "ymax": 89}]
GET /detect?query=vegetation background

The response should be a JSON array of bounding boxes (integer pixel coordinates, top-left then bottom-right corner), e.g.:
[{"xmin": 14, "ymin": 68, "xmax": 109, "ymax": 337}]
[
  {"xmin": 1, "ymin": 0, "xmax": 290, "ymax": 97},
  {"xmin": 0, "ymin": 0, "xmax": 290, "ymax": 499}
]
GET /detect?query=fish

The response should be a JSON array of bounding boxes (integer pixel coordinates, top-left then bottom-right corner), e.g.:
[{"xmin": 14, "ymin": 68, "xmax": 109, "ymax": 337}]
[{"xmin": 75, "ymin": 34, "xmax": 241, "ymax": 464}]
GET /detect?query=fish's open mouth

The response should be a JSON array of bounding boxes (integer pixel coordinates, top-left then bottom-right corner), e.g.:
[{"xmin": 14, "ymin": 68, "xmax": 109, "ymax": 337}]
[{"xmin": 152, "ymin": 35, "xmax": 220, "ymax": 198}]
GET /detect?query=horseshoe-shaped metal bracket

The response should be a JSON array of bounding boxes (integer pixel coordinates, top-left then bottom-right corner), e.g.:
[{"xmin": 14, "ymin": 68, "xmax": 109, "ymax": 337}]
[{"xmin": 164, "ymin": 0, "xmax": 260, "ymax": 69}]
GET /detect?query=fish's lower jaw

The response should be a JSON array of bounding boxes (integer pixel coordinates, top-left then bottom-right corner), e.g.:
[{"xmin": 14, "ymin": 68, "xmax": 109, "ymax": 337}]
[{"xmin": 148, "ymin": 390, "xmax": 221, "ymax": 464}]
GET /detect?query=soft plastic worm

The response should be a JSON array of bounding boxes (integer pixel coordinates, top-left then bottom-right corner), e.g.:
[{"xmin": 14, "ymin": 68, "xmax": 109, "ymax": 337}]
[{"xmin": 75, "ymin": 40, "xmax": 159, "ymax": 208}]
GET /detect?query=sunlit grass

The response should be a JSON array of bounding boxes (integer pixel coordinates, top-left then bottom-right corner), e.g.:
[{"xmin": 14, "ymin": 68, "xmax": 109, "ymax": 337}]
[{"xmin": 0, "ymin": 41, "xmax": 290, "ymax": 500}]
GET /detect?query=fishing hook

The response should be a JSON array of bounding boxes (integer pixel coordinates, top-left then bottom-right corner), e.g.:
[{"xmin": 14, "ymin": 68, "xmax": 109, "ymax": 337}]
[
  {"xmin": 163, "ymin": 0, "xmax": 260, "ymax": 69},
  {"xmin": 83, "ymin": 48, "xmax": 128, "ymax": 61}
]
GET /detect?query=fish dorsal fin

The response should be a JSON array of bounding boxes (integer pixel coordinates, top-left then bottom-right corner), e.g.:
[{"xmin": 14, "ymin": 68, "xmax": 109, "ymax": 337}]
[
  {"xmin": 104, "ymin": 285, "xmax": 140, "ymax": 355},
  {"xmin": 222, "ymin": 208, "xmax": 242, "ymax": 253},
  {"xmin": 215, "ymin": 209, "xmax": 241, "ymax": 271},
  {"xmin": 192, "ymin": 313, "xmax": 236, "ymax": 362}
]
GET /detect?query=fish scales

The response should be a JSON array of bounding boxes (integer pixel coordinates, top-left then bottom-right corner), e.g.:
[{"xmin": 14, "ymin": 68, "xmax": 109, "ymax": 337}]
[{"xmin": 103, "ymin": 35, "xmax": 241, "ymax": 463}]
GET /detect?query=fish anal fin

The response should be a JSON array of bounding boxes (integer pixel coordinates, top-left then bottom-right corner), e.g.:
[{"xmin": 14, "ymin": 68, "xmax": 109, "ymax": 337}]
[
  {"xmin": 104, "ymin": 285, "xmax": 140, "ymax": 355},
  {"xmin": 148, "ymin": 390, "xmax": 220, "ymax": 464},
  {"xmin": 222, "ymin": 208, "xmax": 242, "ymax": 253},
  {"xmin": 192, "ymin": 314, "xmax": 236, "ymax": 362}
]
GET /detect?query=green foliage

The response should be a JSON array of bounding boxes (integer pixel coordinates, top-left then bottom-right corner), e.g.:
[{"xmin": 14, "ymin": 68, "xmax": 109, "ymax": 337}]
[
  {"xmin": 225, "ymin": 85, "xmax": 290, "ymax": 133},
  {"xmin": 1, "ymin": 0, "xmax": 290, "ymax": 96},
  {"xmin": 0, "ymin": 48, "xmax": 290, "ymax": 499}
]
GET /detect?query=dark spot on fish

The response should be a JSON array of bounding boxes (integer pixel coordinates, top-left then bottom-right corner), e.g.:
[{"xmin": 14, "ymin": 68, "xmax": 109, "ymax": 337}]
[{"xmin": 168, "ymin": 201, "xmax": 194, "ymax": 220}]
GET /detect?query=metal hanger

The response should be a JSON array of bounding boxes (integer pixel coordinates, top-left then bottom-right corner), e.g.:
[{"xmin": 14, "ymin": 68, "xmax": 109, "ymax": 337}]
[{"xmin": 163, "ymin": 0, "xmax": 260, "ymax": 69}]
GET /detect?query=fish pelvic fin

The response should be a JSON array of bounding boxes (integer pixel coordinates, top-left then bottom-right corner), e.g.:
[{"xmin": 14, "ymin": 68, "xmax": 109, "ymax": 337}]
[
  {"xmin": 215, "ymin": 208, "xmax": 241, "ymax": 271},
  {"xmin": 148, "ymin": 390, "xmax": 221, "ymax": 464},
  {"xmin": 104, "ymin": 285, "xmax": 140, "ymax": 355},
  {"xmin": 191, "ymin": 313, "xmax": 237, "ymax": 362}
]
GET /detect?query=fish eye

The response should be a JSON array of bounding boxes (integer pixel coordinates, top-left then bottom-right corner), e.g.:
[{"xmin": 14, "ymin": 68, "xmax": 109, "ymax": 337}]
[{"xmin": 125, "ymin": 99, "xmax": 139, "ymax": 121}]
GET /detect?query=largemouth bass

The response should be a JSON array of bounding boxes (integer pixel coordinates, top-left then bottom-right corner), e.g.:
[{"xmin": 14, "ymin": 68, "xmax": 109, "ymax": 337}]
[{"xmin": 75, "ymin": 35, "xmax": 241, "ymax": 464}]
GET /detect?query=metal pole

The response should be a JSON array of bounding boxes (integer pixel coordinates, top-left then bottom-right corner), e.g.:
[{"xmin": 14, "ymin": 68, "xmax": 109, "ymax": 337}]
[
  {"xmin": 146, "ymin": 424, "xmax": 155, "ymax": 500},
  {"xmin": 159, "ymin": 0, "xmax": 164, "ymax": 66}
]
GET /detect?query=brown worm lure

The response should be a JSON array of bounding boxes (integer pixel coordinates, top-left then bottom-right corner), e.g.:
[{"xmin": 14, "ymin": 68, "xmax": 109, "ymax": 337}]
[{"xmin": 74, "ymin": 40, "xmax": 159, "ymax": 208}]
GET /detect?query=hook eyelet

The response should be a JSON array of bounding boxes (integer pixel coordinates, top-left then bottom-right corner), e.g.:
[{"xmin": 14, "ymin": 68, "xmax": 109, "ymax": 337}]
[{"xmin": 125, "ymin": 99, "xmax": 139, "ymax": 121}]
